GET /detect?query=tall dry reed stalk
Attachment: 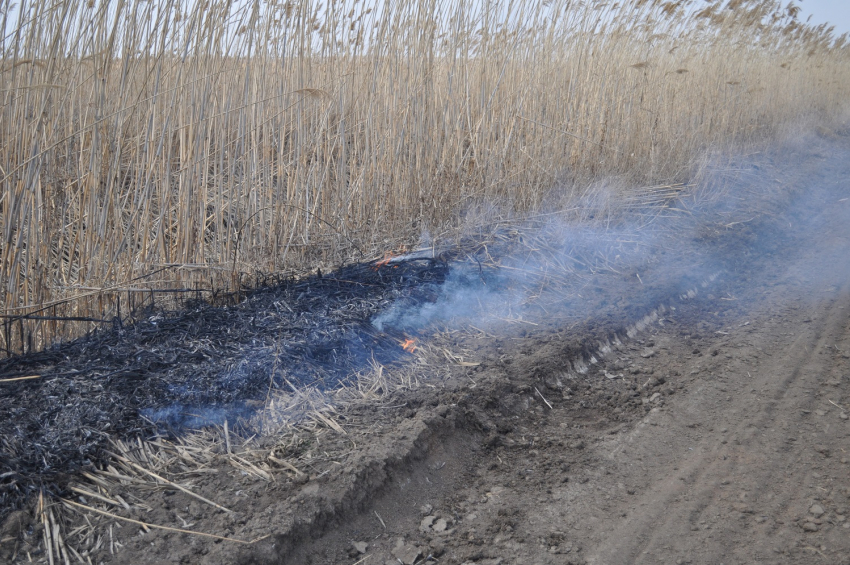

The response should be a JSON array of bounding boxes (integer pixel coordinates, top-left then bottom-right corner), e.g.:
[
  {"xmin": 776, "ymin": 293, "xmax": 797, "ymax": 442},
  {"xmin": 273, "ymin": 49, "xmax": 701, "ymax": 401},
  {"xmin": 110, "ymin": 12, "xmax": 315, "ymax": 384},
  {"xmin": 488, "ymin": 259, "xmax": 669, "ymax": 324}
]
[{"xmin": 1, "ymin": 0, "xmax": 848, "ymax": 354}]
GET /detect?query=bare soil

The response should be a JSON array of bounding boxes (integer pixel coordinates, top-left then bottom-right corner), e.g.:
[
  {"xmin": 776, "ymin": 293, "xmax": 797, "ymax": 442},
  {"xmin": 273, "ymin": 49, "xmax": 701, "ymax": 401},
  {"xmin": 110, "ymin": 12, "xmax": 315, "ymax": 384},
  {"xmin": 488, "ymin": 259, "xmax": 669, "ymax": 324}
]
[{"xmin": 3, "ymin": 131, "xmax": 850, "ymax": 565}]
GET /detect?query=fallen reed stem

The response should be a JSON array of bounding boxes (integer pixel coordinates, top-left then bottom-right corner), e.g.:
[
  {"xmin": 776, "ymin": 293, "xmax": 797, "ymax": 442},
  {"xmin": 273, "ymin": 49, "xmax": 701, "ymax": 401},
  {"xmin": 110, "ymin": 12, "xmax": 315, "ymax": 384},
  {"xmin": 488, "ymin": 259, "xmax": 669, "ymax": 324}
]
[
  {"xmin": 111, "ymin": 455, "xmax": 234, "ymax": 514},
  {"xmin": 61, "ymin": 499, "xmax": 268, "ymax": 545}
]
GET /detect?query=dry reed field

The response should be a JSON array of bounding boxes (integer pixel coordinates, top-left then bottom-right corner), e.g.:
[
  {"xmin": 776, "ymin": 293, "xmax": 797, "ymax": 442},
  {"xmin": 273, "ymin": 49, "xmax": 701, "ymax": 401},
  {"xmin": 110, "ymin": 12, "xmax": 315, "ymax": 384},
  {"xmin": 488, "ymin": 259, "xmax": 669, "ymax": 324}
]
[{"xmin": 1, "ymin": 0, "xmax": 849, "ymax": 354}]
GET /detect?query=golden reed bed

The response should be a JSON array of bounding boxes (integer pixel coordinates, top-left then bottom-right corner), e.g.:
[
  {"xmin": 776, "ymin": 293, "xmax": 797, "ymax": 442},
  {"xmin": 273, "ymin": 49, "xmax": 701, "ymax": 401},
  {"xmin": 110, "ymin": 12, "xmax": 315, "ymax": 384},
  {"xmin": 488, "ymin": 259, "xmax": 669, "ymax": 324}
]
[{"xmin": 1, "ymin": 0, "xmax": 848, "ymax": 354}]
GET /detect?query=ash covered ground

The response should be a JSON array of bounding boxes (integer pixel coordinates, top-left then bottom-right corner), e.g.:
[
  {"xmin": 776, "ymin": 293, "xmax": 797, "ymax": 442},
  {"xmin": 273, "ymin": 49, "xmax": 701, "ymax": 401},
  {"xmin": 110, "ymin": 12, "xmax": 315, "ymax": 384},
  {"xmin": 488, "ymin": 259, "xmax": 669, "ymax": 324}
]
[{"xmin": 2, "ymin": 129, "xmax": 850, "ymax": 565}]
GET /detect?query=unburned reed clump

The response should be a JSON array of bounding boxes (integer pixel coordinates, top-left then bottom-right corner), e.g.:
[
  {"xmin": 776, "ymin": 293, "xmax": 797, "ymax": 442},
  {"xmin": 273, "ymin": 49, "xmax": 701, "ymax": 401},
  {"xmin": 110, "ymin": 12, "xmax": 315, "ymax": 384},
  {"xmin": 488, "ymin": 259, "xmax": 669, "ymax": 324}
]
[{"xmin": 1, "ymin": 0, "xmax": 849, "ymax": 353}]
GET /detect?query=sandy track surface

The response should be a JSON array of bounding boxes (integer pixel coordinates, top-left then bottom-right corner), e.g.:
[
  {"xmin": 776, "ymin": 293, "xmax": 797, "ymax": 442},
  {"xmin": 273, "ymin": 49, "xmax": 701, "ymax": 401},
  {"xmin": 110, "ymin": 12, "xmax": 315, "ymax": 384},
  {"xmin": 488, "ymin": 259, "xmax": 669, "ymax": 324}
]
[{"xmin": 586, "ymin": 242, "xmax": 850, "ymax": 564}]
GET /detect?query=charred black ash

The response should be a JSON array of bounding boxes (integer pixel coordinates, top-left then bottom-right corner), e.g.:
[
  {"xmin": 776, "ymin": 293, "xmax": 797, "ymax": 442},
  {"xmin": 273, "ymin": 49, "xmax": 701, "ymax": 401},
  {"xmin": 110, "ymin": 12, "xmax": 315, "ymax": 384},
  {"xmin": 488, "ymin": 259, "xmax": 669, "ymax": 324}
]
[{"xmin": 0, "ymin": 257, "xmax": 450, "ymax": 518}]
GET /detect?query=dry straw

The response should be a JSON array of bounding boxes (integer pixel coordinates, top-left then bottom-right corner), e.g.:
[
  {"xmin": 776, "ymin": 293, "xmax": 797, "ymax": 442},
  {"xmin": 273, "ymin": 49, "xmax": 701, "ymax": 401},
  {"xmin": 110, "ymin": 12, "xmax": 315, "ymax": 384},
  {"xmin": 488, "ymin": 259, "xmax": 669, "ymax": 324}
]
[{"xmin": 1, "ymin": 0, "xmax": 848, "ymax": 353}]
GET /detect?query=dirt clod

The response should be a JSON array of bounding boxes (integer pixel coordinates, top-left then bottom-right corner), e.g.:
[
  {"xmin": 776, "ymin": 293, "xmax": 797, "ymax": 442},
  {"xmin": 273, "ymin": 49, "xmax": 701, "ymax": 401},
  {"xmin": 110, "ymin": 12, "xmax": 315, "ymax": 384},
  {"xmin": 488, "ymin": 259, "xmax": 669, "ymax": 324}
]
[{"xmin": 391, "ymin": 541, "xmax": 422, "ymax": 565}]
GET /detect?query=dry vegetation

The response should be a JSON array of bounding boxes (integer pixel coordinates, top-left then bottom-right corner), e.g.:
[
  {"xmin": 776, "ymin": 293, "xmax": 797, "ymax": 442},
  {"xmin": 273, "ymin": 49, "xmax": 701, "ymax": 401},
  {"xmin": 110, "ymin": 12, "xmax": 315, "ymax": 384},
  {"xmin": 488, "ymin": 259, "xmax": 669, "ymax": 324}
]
[{"xmin": 1, "ymin": 0, "xmax": 848, "ymax": 354}]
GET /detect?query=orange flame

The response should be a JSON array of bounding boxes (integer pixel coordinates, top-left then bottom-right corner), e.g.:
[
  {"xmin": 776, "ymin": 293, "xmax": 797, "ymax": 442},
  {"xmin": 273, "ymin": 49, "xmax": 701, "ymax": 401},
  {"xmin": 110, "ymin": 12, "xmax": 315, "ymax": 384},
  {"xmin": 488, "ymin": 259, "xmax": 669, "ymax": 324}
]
[
  {"xmin": 401, "ymin": 338, "xmax": 417, "ymax": 353},
  {"xmin": 373, "ymin": 251, "xmax": 396, "ymax": 270},
  {"xmin": 373, "ymin": 246, "xmax": 409, "ymax": 270}
]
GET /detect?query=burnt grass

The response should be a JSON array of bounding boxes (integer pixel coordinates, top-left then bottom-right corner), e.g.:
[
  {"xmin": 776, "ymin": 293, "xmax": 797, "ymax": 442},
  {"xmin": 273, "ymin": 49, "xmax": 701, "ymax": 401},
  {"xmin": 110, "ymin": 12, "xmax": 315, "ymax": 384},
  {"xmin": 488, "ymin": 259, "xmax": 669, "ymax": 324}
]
[
  {"xmin": 0, "ymin": 134, "xmax": 837, "ymax": 524},
  {"xmin": 0, "ymin": 258, "xmax": 453, "ymax": 514}
]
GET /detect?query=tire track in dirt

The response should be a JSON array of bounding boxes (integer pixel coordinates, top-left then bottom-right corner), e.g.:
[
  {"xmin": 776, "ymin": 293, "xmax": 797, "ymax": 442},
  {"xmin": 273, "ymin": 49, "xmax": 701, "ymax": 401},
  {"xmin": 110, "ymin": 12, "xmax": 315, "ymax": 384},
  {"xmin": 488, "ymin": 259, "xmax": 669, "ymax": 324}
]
[{"xmin": 587, "ymin": 256, "xmax": 850, "ymax": 564}]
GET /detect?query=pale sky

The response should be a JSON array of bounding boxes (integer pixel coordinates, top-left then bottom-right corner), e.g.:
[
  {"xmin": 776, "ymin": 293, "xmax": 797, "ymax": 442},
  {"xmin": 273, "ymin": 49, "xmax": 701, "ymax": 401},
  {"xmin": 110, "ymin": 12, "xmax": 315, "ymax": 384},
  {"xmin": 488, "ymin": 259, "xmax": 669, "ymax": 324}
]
[
  {"xmin": 798, "ymin": 0, "xmax": 850, "ymax": 36},
  {"xmin": 2, "ymin": 1, "xmax": 849, "ymax": 48}
]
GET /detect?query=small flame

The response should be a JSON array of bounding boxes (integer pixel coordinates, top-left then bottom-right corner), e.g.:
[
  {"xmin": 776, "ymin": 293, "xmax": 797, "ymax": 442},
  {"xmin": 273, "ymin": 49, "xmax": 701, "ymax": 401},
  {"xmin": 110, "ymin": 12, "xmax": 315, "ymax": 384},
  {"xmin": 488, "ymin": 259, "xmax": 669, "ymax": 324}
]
[
  {"xmin": 372, "ymin": 245, "xmax": 409, "ymax": 270},
  {"xmin": 373, "ymin": 251, "xmax": 396, "ymax": 270},
  {"xmin": 401, "ymin": 338, "xmax": 417, "ymax": 353}
]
